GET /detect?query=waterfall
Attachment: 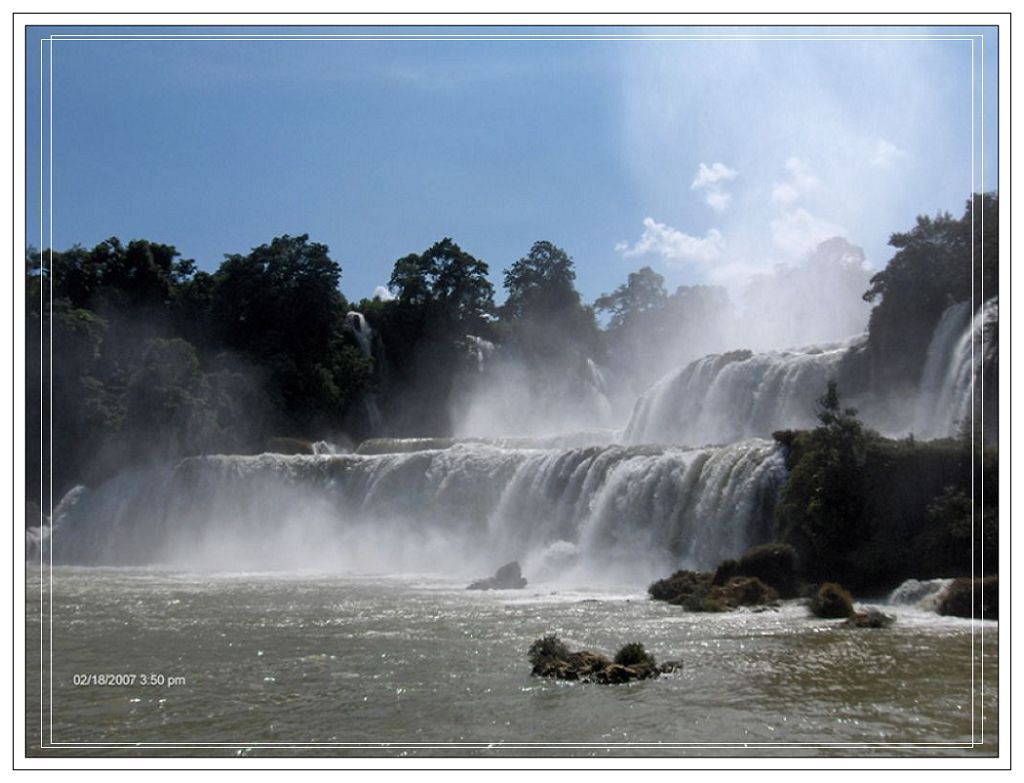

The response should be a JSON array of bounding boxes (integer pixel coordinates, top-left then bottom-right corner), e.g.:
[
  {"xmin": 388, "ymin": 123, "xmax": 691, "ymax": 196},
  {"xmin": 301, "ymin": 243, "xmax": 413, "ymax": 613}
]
[
  {"xmin": 623, "ymin": 338, "xmax": 862, "ymax": 446},
  {"xmin": 345, "ymin": 311, "xmax": 373, "ymax": 358},
  {"xmin": 40, "ymin": 439, "xmax": 786, "ymax": 583},
  {"xmin": 912, "ymin": 298, "xmax": 998, "ymax": 439},
  {"xmin": 622, "ymin": 297, "xmax": 998, "ymax": 447},
  {"xmin": 344, "ymin": 311, "xmax": 384, "ymax": 432},
  {"xmin": 464, "ymin": 335, "xmax": 496, "ymax": 372}
]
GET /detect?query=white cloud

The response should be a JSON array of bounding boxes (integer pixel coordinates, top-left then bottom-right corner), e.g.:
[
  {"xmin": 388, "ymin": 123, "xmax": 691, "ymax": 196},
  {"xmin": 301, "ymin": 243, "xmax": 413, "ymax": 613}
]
[
  {"xmin": 704, "ymin": 190, "xmax": 733, "ymax": 211},
  {"xmin": 691, "ymin": 162, "xmax": 738, "ymax": 212},
  {"xmin": 372, "ymin": 285, "xmax": 396, "ymax": 301},
  {"xmin": 691, "ymin": 162, "xmax": 737, "ymax": 189},
  {"xmin": 617, "ymin": 217, "xmax": 725, "ymax": 266},
  {"xmin": 771, "ymin": 157, "xmax": 820, "ymax": 205},
  {"xmin": 770, "ymin": 208, "xmax": 846, "ymax": 258},
  {"xmin": 871, "ymin": 139, "xmax": 907, "ymax": 168}
]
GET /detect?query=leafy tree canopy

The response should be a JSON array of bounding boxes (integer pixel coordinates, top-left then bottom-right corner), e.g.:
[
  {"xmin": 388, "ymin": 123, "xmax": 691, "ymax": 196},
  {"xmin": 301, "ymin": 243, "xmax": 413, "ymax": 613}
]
[
  {"xmin": 211, "ymin": 233, "xmax": 346, "ymax": 361},
  {"xmin": 594, "ymin": 265, "xmax": 667, "ymax": 331},
  {"xmin": 502, "ymin": 240, "xmax": 579, "ymax": 322},
  {"xmin": 388, "ymin": 237, "xmax": 495, "ymax": 334}
]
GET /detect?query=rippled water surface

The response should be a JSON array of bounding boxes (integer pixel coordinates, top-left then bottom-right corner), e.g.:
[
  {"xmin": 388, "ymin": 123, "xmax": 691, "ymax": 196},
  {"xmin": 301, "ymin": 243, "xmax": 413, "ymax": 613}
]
[{"xmin": 27, "ymin": 567, "xmax": 997, "ymax": 757}]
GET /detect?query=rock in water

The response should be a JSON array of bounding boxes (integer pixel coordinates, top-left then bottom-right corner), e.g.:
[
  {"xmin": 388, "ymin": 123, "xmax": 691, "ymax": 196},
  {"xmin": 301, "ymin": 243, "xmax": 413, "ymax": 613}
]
[
  {"xmin": 809, "ymin": 582, "xmax": 855, "ymax": 618},
  {"xmin": 467, "ymin": 560, "xmax": 528, "ymax": 590},
  {"xmin": 938, "ymin": 576, "xmax": 998, "ymax": 620},
  {"xmin": 735, "ymin": 543, "xmax": 800, "ymax": 598},
  {"xmin": 842, "ymin": 608, "xmax": 896, "ymax": 629},
  {"xmin": 648, "ymin": 569, "xmax": 710, "ymax": 603}
]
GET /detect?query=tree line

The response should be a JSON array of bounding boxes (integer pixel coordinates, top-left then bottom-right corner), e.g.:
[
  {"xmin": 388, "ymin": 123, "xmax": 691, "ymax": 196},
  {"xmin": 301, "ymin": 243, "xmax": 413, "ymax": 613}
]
[{"xmin": 26, "ymin": 233, "xmax": 663, "ymax": 498}]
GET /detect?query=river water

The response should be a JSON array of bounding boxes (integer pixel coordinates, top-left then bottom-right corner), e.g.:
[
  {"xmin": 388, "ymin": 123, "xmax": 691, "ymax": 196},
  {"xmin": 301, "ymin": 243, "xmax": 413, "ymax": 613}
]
[{"xmin": 26, "ymin": 567, "xmax": 997, "ymax": 758}]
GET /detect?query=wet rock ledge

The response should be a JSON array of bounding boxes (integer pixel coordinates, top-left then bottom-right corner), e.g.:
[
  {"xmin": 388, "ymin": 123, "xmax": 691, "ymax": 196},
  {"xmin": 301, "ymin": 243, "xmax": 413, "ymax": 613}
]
[{"xmin": 467, "ymin": 560, "xmax": 527, "ymax": 590}]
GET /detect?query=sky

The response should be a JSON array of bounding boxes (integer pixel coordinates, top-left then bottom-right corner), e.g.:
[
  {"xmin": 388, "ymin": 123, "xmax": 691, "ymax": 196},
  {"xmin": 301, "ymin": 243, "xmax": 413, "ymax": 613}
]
[{"xmin": 27, "ymin": 26, "xmax": 998, "ymax": 305}]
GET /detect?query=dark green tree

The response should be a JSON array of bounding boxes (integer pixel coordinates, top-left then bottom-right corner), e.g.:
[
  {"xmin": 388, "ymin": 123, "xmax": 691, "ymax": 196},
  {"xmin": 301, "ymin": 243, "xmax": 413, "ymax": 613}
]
[
  {"xmin": 388, "ymin": 237, "xmax": 495, "ymax": 334},
  {"xmin": 50, "ymin": 237, "xmax": 182, "ymax": 315},
  {"xmin": 774, "ymin": 381, "xmax": 867, "ymax": 583},
  {"xmin": 121, "ymin": 338, "xmax": 213, "ymax": 459},
  {"xmin": 594, "ymin": 266, "xmax": 667, "ymax": 331},
  {"xmin": 47, "ymin": 302, "xmax": 121, "ymax": 494},
  {"xmin": 499, "ymin": 241, "xmax": 600, "ymax": 360},
  {"xmin": 502, "ymin": 241, "xmax": 578, "ymax": 322},
  {"xmin": 372, "ymin": 238, "xmax": 496, "ymax": 435},
  {"xmin": 210, "ymin": 234, "xmax": 370, "ymax": 433}
]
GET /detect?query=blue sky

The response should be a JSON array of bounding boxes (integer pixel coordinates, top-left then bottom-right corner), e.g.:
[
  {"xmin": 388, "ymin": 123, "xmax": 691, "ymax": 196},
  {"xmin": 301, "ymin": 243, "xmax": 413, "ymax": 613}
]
[{"xmin": 27, "ymin": 26, "xmax": 998, "ymax": 304}]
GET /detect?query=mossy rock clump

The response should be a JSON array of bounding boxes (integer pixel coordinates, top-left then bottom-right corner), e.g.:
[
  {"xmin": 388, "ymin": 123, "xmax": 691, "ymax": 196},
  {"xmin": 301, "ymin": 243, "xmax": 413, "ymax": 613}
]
[
  {"xmin": 648, "ymin": 570, "xmax": 711, "ymax": 603},
  {"xmin": 809, "ymin": 582, "xmax": 855, "ymax": 618},
  {"xmin": 737, "ymin": 543, "xmax": 800, "ymax": 598},
  {"xmin": 938, "ymin": 576, "xmax": 998, "ymax": 620},
  {"xmin": 680, "ymin": 589, "xmax": 728, "ymax": 613},
  {"xmin": 528, "ymin": 636, "xmax": 679, "ymax": 684},
  {"xmin": 842, "ymin": 608, "xmax": 896, "ymax": 629},
  {"xmin": 711, "ymin": 576, "xmax": 779, "ymax": 609},
  {"xmin": 672, "ymin": 576, "xmax": 777, "ymax": 613},
  {"xmin": 649, "ymin": 567, "xmax": 779, "ymax": 613},
  {"xmin": 711, "ymin": 559, "xmax": 740, "ymax": 586}
]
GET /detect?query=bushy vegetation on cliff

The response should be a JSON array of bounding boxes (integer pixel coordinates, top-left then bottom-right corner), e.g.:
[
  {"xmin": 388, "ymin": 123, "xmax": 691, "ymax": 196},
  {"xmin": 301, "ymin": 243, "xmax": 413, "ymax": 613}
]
[
  {"xmin": 26, "ymin": 235, "xmax": 375, "ymax": 498},
  {"xmin": 773, "ymin": 384, "xmax": 997, "ymax": 591},
  {"xmin": 860, "ymin": 192, "xmax": 997, "ymax": 391}
]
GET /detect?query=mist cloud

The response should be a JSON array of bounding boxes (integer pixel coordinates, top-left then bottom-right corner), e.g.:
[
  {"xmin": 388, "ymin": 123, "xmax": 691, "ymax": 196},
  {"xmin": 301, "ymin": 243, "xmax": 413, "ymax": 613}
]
[
  {"xmin": 871, "ymin": 139, "xmax": 907, "ymax": 169},
  {"xmin": 770, "ymin": 207, "xmax": 846, "ymax": 258}
]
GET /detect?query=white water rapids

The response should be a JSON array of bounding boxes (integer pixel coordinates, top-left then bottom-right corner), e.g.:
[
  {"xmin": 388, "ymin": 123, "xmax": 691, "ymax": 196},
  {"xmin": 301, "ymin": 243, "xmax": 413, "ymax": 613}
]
[
  {"xmin": 623, "ymin": 339, "xmax": 860, "ymax": 446},
  {"xmin": 42, "ymin": 439, "xmax": 786, "ymax": 583}
]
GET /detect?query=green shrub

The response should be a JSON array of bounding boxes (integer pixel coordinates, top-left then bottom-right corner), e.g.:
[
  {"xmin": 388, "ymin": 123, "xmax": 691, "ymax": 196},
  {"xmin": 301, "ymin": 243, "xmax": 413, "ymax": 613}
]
[
  {"xmin": 613, "ymin": 642, "xmax": 656, "ymax": 668},
  {"xmin": 713, "ymin": 576, "xmax": 778, "ymax": 608},
  {"xmin": 528, "ymin": 635, "xmax": 570, "ymax": 667}
]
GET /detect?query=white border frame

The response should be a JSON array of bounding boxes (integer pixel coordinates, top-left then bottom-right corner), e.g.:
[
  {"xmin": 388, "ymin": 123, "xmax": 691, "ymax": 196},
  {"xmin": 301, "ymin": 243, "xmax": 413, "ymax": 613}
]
[{"xmin": 7, "ymin": 9, "xmax": 1012, "ymax": 772}]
